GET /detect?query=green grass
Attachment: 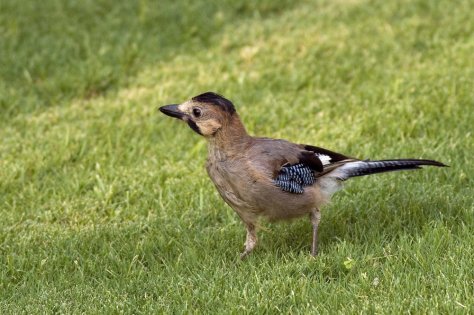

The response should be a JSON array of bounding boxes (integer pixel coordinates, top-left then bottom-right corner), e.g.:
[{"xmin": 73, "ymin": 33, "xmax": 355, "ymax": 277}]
[{"xmin": 1, "ymin": 0, "xmax": 473, "ymax": 313}]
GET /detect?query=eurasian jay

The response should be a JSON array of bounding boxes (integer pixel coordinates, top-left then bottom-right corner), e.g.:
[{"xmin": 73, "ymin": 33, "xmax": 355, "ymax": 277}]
[{"xmin": 159, "ymin": 92, "xmax": 446, "ymax": 258}]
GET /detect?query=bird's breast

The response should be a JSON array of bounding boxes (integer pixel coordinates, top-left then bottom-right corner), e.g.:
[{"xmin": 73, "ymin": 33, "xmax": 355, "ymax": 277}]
[{"xmin": 205, "ymin": 156, "xmax": 258, "ymax": 211}]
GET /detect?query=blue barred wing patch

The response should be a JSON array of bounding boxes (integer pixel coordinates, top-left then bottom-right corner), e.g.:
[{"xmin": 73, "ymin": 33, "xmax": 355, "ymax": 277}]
[{"xmin": 273, "ymin": 163, "xmax": 316, "ymax": 194}]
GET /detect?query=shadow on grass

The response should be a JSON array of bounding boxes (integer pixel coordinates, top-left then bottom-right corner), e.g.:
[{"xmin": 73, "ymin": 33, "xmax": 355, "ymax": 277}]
[
  {"xmin": 0, "ymin": 0, "xmax": 301, "ymax": 119},
  {"xmin": 263, "ymin": 184, "xmax": 465, "ymax": 257}
]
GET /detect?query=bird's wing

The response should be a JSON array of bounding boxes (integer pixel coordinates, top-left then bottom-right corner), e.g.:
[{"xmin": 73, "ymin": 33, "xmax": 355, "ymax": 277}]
[
  {"xmin": 301, "ymin": 144, "xmax": 353, "ymax": 167},
  {"xmin": 249, "ymin": 139, "xmax": 355, "ymax": 194}
]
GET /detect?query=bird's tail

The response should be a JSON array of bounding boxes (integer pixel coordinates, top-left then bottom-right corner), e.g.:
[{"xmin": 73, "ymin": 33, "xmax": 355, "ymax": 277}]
[{"xmin": 327, "ymin": 159, "xmax": 447, "ymax": 181}]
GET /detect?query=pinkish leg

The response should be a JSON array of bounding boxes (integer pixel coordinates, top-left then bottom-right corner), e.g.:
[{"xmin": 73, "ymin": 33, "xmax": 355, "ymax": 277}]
[
  {"xmin": 240, "ymin": 223, "xmax": 257, "ymax": 259},
  {"xmin": 310, "ymin": 209, "xmax": 321, "ymax": 256}
]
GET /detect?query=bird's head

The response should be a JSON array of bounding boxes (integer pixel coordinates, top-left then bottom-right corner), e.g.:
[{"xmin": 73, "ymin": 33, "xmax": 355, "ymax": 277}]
[{"xmin": 159, "ymin": 92, "xmax": 238, "ymax": 137}]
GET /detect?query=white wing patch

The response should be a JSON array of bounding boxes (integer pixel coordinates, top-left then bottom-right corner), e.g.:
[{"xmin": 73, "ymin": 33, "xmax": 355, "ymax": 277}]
[{"xmin": 315, "ymin": 153, "xmax": 332, "ymax": 165}]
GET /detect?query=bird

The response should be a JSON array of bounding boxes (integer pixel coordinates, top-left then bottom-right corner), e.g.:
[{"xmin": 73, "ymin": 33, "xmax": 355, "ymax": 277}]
[{"xmin": 159, "ymin": 92, "xmax": 447, "ymax": 258}]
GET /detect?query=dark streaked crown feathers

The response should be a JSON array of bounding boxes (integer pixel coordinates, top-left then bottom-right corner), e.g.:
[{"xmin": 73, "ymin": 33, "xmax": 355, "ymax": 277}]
[{"xmin": 192, "ymin": 92, "xmax": 236, "ymax": 115}]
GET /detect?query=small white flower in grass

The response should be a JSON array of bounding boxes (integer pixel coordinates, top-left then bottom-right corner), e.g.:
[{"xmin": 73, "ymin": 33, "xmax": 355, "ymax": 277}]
[{"xmin": 373, "ymin": 277, "xmax": 380, "ymax": 287}]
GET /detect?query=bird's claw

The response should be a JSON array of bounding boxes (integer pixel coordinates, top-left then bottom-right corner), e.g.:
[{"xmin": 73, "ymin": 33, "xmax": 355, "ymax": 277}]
[{"xmin": 240, "ymin": 250, "xmax": 250, "ymax": 260}]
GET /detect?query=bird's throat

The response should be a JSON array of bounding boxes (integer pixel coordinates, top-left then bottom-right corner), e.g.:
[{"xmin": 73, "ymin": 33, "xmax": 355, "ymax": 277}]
[{"xmin": 207, "ymin": 115, "xmax": 251, "ymax": 158}]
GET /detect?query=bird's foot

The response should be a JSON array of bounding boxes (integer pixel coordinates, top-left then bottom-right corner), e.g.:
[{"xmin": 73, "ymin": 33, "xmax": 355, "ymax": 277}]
[
  {"xmin": 240, "ymin": 250, "xmax": 251, "ymax": 260},
  {"xmin": 240, "ymin": 240, "xmax": 256, "ymax": 259},
  {"xmin": 240, "ymin": 224, "xmax": 257, "ymax": 260}
]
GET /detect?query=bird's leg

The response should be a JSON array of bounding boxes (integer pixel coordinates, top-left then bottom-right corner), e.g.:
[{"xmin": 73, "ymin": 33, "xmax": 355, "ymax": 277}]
[
  {"xmin": 240, "ymin": 223, "xmax": 257, "ymax": 259},
  {"xmin": 310, "ymin": 209, "xmax": 321, "ymax": 257}
]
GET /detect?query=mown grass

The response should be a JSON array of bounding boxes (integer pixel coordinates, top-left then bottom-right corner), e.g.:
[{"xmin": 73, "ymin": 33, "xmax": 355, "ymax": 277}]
[{"xmin": 1, "ymin": 0, "xmax": 473, "ymax": 313}]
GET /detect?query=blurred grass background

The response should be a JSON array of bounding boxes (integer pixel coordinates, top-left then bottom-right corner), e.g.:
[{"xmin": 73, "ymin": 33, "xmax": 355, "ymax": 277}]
[{"xmin": 1, "ymin": 0, "xmax": 473, "ymax": 313}]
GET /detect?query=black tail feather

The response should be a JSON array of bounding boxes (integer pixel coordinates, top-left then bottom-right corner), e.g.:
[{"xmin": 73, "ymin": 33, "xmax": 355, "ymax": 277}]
[{"xmin": 342, "ymin": 159, "xmax": 447, "ymax": 179}]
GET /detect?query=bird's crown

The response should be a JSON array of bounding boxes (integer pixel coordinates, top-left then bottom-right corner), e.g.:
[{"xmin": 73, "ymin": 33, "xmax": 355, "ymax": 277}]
[{"xmin": 192, "ymin": 92, "xmax": 236, "ymax": 115}]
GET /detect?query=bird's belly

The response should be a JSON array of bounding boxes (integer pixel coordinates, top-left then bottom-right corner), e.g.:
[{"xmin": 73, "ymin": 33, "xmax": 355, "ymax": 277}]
[
  {"xmin": 257, "ymin": 185, "xmax": 327, "ymax": 221},
  {"xmin": 206, "ymin": 160, "xmax": 327, "ymax": 220}
]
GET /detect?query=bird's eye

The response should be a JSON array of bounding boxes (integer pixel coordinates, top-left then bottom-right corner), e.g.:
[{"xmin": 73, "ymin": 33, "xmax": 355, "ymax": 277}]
[{"xmin": 192, "ymin": 108, "xmax": 202, "ymax": 117}]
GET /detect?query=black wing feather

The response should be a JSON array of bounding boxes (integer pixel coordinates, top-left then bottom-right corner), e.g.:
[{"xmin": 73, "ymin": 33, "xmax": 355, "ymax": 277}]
[{"xmin": 303, "ymin": 144, "xmax": 350, "ymax": 163}]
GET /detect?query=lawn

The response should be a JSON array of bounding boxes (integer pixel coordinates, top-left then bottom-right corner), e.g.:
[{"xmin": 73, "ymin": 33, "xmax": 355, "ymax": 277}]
[{"xmin": 1, "ymin": 0, "xmax": 473, "ymax": 313}]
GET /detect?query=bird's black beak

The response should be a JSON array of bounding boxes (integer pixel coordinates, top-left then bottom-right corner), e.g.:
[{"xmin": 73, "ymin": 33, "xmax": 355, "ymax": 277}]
[{"xmin": 159, "ymin": 104, "xmax": 185, "ymax": 120}]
